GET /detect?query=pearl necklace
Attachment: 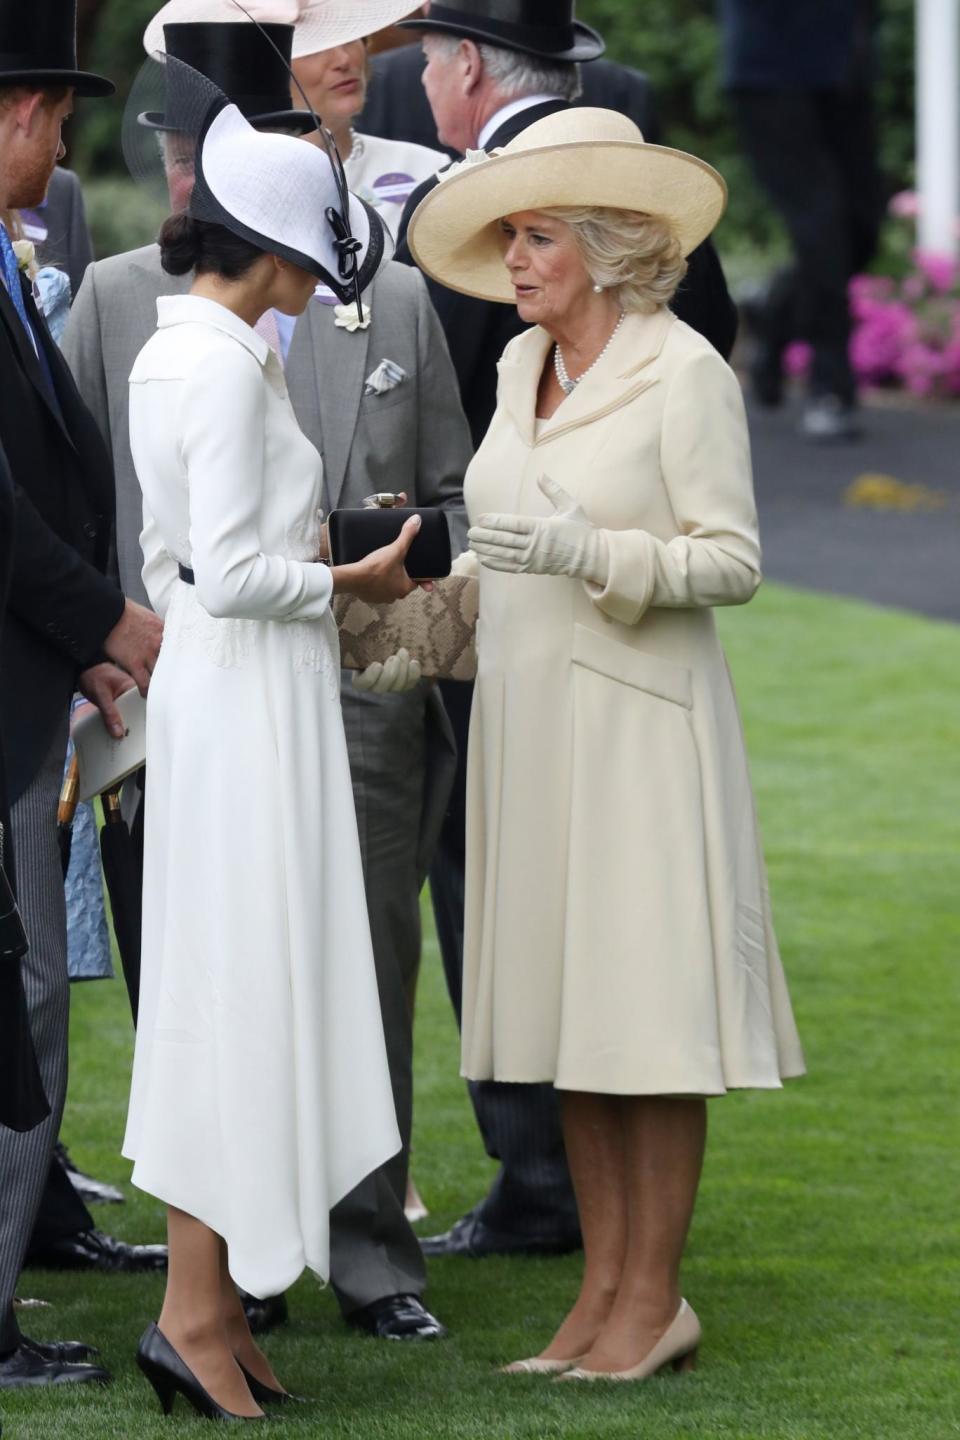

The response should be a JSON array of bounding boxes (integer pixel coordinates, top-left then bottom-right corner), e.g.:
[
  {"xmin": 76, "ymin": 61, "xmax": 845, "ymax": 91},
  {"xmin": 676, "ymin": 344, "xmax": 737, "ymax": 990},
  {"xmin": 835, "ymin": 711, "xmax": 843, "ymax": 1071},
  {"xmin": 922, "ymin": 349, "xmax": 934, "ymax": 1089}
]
[{"xmin": 554, "ymin": 312, "xmax": 626, "ymax": 395}]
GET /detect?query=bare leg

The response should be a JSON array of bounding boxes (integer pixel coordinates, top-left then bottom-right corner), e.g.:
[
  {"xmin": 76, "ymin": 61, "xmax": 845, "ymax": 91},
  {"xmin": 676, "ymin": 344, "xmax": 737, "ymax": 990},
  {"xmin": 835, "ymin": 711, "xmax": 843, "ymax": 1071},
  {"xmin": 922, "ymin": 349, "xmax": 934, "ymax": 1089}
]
[
  {"xmin": 218, "ymin": 1241, "xmax": 286, "ymax": 1394},
  {"xmin": 536, "ymin": 1092, "xmax": 628, "ymax": 1361},
  {"xmin": 156, "ymin": 1206, "xmax": 262, "ymax": 1417},
  {"xmin": 582, "ymin": 1096, "xmax": 707, "ymax": 1373}
]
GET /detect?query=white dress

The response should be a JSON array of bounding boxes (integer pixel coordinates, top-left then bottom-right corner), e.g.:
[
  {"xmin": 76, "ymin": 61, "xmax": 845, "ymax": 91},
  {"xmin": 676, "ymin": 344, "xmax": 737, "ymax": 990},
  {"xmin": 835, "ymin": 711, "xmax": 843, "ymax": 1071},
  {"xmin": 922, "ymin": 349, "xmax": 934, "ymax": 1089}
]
[{"xmin": 122, "ymin": 294, "xmax": 400, "ymax": 1298}]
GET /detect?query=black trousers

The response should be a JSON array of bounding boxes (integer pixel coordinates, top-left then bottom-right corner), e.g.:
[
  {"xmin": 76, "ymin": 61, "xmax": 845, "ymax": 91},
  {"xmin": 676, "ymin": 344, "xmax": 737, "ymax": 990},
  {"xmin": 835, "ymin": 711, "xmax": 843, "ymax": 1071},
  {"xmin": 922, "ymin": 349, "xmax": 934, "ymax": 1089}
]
[
  {"xmin": 429, "ymin": 681, "xmax": 580, "ymax": 1246},
  {"xmin": 731, "ymin": 85, "xmax": 882, "ymax": 401},
  {"xmin": 27, "ymin": 1149, "xmax": 92, "ymax": 1253}
]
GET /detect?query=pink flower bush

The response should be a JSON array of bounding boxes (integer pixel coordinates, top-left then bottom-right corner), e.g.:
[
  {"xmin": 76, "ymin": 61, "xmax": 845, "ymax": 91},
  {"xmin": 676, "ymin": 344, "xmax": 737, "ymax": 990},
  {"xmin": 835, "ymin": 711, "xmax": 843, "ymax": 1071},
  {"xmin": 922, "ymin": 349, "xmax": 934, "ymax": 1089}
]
[{"xmin": 782, "ymin": 195, "xmax": 960, "ymax": 399}]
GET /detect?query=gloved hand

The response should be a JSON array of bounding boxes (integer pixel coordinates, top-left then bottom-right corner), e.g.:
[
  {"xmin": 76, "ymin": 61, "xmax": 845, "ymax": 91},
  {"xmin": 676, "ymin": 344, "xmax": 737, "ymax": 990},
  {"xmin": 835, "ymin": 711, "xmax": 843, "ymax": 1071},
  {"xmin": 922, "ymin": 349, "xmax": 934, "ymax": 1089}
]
[
  {"xmin": 353, "ymin": 647, "xmax": 422, "ymax": 694},
  {"xmin": 468, "ymin": 474, "xmax": 609, "ymax": 586}
]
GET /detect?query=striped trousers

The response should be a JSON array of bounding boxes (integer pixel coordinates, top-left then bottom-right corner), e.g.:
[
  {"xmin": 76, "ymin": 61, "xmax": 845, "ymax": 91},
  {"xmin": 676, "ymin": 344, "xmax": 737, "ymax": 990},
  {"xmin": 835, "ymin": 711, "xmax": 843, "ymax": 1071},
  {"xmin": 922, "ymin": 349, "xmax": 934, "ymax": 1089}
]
[{"xmin": 0, "ymin": 723, "xmax": 69, "ymax": 1352}]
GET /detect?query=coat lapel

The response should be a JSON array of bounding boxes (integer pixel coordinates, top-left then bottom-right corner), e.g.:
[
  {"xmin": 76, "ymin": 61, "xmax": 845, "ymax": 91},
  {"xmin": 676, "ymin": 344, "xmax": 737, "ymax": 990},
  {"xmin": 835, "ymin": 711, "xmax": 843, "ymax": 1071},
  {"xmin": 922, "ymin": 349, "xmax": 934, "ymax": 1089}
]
[
  {"xmin": 297, "ymin": 298, "xmax": 371, "ymax": 514},
  {"xmin": 0, "ymin": 280, "xmax": 75, "ymax": 450},
  {"xmin": 531, "ymin": 309, "xmax": 674, "ymax": 447}
]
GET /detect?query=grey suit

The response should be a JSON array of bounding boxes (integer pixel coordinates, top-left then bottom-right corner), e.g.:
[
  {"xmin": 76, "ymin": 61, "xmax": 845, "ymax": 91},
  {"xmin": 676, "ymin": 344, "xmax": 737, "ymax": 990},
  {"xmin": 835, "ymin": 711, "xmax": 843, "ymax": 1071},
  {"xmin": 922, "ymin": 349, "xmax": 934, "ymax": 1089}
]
[{"xmin": 63, "ymin": 248, "xmax": 472, "ymax": 1313}]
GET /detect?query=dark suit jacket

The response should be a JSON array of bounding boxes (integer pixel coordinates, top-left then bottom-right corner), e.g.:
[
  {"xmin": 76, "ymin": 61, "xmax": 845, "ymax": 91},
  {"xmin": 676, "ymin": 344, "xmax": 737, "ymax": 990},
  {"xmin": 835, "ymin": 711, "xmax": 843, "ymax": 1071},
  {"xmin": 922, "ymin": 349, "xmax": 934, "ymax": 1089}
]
[
  {"xmin": 0, "ymin": 273, "xmax": 124, "ymax": 804},
  {"xmin": 395, "ymin": 101, "xmax": 739, "ymax": 447},
  {"xmin": 20, "ymin": 166, "xmax": 95, "ymax": 299},
  {"xmin": 360, "ymin": 46, "xmax": 663, "ymax": 156}
]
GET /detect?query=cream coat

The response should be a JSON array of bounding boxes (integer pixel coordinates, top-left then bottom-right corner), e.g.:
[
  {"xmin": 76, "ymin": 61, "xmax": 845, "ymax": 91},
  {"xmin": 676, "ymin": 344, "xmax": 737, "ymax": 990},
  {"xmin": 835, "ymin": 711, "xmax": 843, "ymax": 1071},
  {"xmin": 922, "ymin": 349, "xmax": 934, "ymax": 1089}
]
[{"xmin": 461, "ymin": 308, "xmax": 805, "ymax": 1096}]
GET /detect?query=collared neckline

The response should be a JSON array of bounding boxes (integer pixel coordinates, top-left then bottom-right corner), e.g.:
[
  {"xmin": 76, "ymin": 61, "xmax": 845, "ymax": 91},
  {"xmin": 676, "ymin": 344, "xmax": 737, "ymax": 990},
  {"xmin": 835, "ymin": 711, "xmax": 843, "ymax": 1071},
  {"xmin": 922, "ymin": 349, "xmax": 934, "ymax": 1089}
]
[
  {"xmin": 155, "ymin": 294, "xmax": 270, "ymax": 366},
  {"xmin": 497, "ymin": 308, "xmax": 675, "ymax": 446},
  {"xmin": 477, "ymin": 95, "xmax": 565, "ymax": 150}
]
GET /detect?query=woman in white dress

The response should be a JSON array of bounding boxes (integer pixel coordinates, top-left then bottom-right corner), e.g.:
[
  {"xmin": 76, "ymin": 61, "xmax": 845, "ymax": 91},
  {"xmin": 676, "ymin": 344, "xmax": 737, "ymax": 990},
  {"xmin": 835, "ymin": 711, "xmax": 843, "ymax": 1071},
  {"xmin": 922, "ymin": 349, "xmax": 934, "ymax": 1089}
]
[
  {"xmin": 407, "ymin": 108, "xmax": 805, "ymax": 1383},
  {"xmin": 124, "ymin": 73, "xmax": 422, "ymax": 1422}
]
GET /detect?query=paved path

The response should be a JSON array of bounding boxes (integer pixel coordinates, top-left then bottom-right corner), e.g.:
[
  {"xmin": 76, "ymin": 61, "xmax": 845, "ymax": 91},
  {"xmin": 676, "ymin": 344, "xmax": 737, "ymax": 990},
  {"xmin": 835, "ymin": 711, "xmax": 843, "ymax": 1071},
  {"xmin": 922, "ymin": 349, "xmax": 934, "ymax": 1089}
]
[{"xmin": 747, "ymin": 395, "xmax": 960, "ymax": 623}]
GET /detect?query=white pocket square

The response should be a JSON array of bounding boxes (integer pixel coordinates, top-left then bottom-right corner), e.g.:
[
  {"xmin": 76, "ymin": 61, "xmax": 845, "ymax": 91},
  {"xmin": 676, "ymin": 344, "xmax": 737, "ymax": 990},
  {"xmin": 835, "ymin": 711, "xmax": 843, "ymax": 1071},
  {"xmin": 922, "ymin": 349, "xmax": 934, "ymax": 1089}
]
[{"xmin": 364, "ymin": 359, "xmax": 406, "ymax": 397}]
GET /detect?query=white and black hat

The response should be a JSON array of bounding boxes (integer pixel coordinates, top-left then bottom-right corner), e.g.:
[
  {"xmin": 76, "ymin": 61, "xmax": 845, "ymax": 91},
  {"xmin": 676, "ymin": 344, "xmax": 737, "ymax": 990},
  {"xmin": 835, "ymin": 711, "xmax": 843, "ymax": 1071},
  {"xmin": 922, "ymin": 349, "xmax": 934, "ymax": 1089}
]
[{"xmin": 160, "ymin": 56, "xmax": 385, "ymax": 305}]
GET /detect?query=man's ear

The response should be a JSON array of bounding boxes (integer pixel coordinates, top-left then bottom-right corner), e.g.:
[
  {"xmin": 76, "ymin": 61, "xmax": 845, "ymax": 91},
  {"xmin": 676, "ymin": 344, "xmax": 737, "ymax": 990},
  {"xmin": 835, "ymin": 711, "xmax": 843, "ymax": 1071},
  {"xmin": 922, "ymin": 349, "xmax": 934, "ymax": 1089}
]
[
  {"xmin": 461, "ymin": 39, "xmax": 484, "ymax": 94},
  {"xmin": 14, "ymin": 91, "xmax": 46, "ymax": 134}
]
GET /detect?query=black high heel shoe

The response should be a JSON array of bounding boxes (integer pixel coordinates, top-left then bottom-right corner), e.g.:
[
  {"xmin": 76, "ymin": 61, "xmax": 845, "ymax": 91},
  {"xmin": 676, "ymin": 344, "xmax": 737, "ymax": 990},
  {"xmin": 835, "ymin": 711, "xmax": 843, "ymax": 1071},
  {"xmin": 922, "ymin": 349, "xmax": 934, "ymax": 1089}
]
[
  {"xmin": 238, "ymin": 1360, "xmax": 306, "ymax": 1405},
  {"xmin": 136, "ymin": 1322, "xmax": 266, "ymax": 1421}
]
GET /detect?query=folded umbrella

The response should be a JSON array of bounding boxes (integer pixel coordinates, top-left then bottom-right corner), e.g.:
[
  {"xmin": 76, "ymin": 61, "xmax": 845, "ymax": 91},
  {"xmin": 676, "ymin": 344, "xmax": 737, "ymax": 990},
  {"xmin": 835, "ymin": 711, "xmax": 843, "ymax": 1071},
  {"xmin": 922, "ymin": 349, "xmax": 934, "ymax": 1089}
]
[{"xmin": 99, "ymin": 785, "xmax": 143, "ymax": 1025}]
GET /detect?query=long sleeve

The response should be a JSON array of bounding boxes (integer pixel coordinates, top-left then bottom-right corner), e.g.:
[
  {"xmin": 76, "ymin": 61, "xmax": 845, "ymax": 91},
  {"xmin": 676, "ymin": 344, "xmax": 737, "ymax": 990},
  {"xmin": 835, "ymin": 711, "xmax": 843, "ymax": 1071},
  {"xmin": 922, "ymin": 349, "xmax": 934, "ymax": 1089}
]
[
  {"xmin": 588, "ymin": 348, "xmax": 761, "ymax": 627},
  {"xmin": 140, "ymin": 496, "xmax": 178, "ymax": 620},
  {"xmin": 179, "ymin": 348, "xmax": 332, "ymax": 622}
]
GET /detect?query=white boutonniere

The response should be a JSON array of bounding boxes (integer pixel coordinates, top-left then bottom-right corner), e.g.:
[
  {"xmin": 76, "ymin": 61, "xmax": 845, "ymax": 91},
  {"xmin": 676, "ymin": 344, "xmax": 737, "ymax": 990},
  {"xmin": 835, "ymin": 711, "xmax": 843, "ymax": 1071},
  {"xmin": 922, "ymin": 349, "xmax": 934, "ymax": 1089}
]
[
  {"xmin": 437, "ymin": 148, "xmax": 500, "ymax": 184},
  {"xmin": 12, "ymin": 239, "xmax": 36, "ymax": 276},
  {"xmin": 333, "ymin": 301, "xmax": 372, "ymax": 333}
]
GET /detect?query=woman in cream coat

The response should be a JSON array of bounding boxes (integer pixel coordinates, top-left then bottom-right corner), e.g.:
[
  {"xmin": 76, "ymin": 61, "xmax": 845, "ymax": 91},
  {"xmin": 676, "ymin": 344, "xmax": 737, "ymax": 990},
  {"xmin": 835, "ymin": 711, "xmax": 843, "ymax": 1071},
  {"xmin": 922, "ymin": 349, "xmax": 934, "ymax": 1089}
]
[{"xmin": 408, "ymin": 109, "xmax": 805, "ymax": 1383}]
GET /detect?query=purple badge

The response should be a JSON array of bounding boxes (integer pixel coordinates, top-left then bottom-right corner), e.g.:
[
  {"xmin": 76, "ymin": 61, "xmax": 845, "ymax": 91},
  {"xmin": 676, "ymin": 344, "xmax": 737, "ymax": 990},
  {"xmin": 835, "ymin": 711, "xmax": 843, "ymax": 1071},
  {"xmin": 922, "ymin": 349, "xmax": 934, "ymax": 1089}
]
[{"xmin": 372, "ymin": 172, "xmax": 416, "ymax": 205}]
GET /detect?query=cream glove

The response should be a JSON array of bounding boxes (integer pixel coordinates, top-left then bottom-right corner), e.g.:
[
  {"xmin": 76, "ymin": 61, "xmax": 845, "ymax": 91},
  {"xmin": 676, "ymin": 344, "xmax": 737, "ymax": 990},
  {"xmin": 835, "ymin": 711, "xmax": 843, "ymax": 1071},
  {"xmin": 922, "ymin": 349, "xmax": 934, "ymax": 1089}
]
[
  {"xmin": 468, "ymin": 474, "xmax": 609, "ymax": 585},
  {"xmin": 353, "ymin": 648, "xmax": 422, "ymax": 694}
]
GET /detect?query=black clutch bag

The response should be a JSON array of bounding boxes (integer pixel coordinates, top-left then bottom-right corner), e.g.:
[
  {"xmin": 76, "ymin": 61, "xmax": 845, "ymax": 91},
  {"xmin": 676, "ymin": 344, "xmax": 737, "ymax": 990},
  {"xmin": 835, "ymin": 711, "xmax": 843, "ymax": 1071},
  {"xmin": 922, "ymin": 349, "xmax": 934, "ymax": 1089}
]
[{"xmin": 327, "ymin": 507, "xmax": 452, "ymax": 581}]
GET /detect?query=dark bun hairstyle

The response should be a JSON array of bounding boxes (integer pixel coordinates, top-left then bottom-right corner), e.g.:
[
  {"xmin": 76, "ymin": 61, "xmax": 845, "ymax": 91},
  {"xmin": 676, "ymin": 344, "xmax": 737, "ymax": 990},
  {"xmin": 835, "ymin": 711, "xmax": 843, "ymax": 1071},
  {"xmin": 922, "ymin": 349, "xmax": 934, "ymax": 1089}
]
[{"xmin": 159, "ymin": 213, "xmax": 266, "ymax": 280}]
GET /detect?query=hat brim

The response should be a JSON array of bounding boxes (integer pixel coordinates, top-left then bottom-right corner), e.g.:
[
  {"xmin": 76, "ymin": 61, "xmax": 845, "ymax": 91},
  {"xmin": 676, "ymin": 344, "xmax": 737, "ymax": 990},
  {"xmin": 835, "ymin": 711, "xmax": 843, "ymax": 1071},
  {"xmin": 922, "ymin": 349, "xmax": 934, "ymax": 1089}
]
[
  {"xmin": 395, "ymin": 16, "xmax": 604, "ymax": 62},
  {"xmin": 137, "ymin": 107, "xmax": 317, "ymax": 135},
  {"xmin": 0, "ymin": 67, "xmax": 114, "ymax": 98},
  {"xmin": 407, "ymin": 140, "xmax": 727, "ymax": 304},
  {"xmin": 143, "ymin": 3, "xmax": 427, "ymax": 61}
]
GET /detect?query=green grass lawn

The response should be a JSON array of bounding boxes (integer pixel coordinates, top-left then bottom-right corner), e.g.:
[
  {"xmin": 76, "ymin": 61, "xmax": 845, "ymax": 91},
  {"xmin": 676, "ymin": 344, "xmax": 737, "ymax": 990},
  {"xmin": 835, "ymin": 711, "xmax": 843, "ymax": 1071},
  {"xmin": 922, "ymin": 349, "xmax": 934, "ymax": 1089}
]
[{"xmin": 2, "ymin": 582, "xmax": 958, "ymax": 1439}]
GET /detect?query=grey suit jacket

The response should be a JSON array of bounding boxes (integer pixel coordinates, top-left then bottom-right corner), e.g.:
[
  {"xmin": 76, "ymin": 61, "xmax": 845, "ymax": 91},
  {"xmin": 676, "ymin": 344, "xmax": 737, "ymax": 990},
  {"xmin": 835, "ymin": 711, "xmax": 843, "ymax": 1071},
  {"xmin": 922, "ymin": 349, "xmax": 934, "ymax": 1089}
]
[{"xmin": 63, "ymin": 247, "xmax": 471, "ymax": 878}]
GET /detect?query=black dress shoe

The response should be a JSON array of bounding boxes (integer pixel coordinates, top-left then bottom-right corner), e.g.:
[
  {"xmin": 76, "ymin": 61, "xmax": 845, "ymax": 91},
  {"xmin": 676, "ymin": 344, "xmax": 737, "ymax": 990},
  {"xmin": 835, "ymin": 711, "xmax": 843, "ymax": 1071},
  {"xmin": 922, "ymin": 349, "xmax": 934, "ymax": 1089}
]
[
  {"xmin": 347, "ymin": 1294, "xmax": 447, "ymax": 1341},
  {"xmin": 0, "ymin": 1342, "xmax": 112, "ymax": 1390},
  {"xmin": 55, "ymin": 1141, "xmax": 124, "ymax": 1206},
  {"xmin": 22, "ymin": 1335, "xmax": 100, "ymax": 1363},
  {"xmin": 136, "ymin": 1323, "xmax": 265, "ymax": 1421},
  {"xmin": 239, "ymin": 1291, "xmax": 288, "ymax": 1336},
  {"xmin": 420, "ymin": 1210, "xmax": 582, "ymax": 1259},
  {"xmin": 25, "ymin": 1228, "xmax": 167, "ymax": 1272}
]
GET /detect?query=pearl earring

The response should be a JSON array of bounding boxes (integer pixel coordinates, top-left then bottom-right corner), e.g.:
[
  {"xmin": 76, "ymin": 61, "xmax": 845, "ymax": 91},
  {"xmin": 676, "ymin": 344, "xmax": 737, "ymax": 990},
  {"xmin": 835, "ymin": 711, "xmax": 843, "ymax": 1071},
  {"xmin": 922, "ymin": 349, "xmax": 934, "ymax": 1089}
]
[{"xmin": 593, "ymin": 283, "xmax": 603, "ymax": 293}]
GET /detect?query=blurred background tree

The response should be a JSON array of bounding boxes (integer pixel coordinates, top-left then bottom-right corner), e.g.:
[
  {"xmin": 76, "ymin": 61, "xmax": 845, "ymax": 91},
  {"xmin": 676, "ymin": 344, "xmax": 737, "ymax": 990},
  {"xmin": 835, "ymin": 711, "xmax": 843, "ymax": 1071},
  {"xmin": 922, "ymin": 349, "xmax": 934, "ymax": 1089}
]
[{"xmin": 70, "ymin": 0, "xmax": 916, "ymax": 265}]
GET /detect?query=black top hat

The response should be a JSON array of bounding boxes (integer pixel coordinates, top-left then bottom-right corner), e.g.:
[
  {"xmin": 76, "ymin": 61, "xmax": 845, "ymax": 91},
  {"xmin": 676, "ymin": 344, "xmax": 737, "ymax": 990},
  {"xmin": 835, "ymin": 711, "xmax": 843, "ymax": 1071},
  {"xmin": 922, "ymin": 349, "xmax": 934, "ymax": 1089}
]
[
  {"xmin": 139, "ymin": 23, "xmax": 315, "ymax": 135},
  {"xmin": 0, "ymin": 0, "xmax": 113, "ymax": 97},
  {"xmin": 398, "ymin": 0, "xmax": 604, "ymax": 63}
]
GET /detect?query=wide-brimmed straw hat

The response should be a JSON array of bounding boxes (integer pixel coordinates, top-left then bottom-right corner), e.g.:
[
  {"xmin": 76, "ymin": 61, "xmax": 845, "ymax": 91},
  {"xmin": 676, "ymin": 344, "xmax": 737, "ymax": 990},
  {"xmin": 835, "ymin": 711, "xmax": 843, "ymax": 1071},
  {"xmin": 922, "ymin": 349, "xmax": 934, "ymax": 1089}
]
[
  {"xmin": 407, "ymin": 108, "xmax": 727, "ymax": 305},
  {"xmin": 144, "ymin": 0, "xmax": 424, "ymax": 61}
]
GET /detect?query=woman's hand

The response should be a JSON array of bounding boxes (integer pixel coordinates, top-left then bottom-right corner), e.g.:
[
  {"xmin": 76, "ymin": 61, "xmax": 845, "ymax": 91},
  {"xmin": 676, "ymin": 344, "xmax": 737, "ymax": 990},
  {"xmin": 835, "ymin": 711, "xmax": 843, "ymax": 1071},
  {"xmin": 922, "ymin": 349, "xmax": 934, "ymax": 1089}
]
[
  {"xmin": 77, "ymin": 663, "xmax": 138, "ymax": 740},
  {"xmin": 468, "ymin": 474, "xmax": 609, "ymax": 586},
  {"xmin": 353, "ymin": 648, "xmax": 422, "ymax": 694},
  {"xmin": 332, "ymin": 514, "xmax": 422, "ymax": 603}
]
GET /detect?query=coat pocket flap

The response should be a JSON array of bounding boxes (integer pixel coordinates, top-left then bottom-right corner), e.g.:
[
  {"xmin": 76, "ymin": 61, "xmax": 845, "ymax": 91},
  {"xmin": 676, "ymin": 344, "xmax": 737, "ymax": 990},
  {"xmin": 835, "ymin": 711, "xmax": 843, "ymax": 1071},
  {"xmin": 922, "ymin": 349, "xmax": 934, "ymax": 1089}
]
[{"xmin": 571, "ymin": 624, "xmax": 692, "ymax": 709}]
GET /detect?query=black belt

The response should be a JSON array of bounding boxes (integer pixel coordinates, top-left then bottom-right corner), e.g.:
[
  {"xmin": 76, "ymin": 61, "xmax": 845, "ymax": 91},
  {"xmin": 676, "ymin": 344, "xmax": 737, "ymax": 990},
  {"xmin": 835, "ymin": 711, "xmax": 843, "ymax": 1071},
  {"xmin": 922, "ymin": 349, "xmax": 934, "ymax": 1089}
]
[{"xmin": 178, "ymin": 564, "xmax": 195, "ymax": 585}]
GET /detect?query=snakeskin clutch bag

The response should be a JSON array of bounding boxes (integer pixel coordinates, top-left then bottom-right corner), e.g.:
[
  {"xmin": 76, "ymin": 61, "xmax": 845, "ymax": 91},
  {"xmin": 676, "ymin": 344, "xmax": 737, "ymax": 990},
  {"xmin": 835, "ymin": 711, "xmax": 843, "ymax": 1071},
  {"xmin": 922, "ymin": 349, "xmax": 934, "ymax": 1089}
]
[{"xmin": 333, "ymin": 574, "xmax": 478, "ymax": 682}]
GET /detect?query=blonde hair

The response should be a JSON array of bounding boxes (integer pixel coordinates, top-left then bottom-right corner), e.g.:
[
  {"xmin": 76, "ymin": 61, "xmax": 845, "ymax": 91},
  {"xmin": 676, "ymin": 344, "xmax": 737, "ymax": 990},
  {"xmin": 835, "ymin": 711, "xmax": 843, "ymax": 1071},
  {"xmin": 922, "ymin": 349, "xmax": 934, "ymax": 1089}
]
[{"xmin": 544, "ymin": 206, "xmax": 688, "ymax": 313}]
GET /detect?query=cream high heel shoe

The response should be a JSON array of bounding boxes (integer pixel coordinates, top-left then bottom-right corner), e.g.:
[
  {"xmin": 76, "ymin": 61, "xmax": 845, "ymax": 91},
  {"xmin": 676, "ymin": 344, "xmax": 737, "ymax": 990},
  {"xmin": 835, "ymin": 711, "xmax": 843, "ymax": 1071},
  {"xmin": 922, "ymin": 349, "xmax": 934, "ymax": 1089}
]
[
  {"xmin": 501, "ymin": 1354, "xmax": 587, "ymax": 1375},
  {"xmin": 557, "ymin": 1300, "xmax": 701, "ymax": 1383}
]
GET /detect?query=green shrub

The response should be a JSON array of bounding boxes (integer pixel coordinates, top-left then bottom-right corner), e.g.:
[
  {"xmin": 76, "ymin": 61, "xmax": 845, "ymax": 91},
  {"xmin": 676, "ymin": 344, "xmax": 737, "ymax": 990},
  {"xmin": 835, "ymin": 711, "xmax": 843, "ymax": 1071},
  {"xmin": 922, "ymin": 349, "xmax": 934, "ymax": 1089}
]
[{"xmin": 84, "ymin": 178, "xmax": 167, "ymax": 261}]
